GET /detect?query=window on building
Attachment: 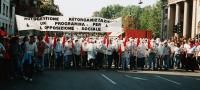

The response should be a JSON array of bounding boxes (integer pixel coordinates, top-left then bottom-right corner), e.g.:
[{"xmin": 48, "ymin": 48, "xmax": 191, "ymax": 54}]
[
  {"xmin": 5, "ymin": 24, "xmax": 7, "ymax": 31},
  {"xmin": 6, "ymin": 6, "xmax": 8, "ymax": 17},
  {"xmin": 2, "ymin": 23, "xmax": 4, "ymax": 29},
  {"xmin": 10, "ymin": 6, "xmax": 13, "ymax": 18},
  {"xmin": 3, "ymin": 4, "xmax": 5, "ymax": 15},
  {"xmin": 9, "ymin": 24, "xmax": 12, "ymax": 30}
]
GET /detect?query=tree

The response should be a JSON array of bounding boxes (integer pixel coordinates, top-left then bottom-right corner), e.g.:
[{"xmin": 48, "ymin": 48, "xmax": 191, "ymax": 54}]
[
  {"xmin": 92, "ymin": 4, "xmax": 124, "ymax": 19},
  {"xmin": 92, "ymin": 0, "xmax": 162, "ymax": 37},
  {"xmin": 40, "ymin": 4, "xmax": 62, "ymax": 16}
]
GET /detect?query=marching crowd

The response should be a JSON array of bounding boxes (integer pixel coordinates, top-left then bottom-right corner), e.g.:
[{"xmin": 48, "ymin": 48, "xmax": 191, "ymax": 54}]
[{"xmin": 0, "ymin": 32, "xmax": 200, "ymax": 82}]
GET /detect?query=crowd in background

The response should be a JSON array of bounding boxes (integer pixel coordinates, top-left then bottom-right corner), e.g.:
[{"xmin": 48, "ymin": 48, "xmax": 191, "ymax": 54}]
[{"xmin": 0, "ymin": 31, "xmax": 200, "ymax": 82}]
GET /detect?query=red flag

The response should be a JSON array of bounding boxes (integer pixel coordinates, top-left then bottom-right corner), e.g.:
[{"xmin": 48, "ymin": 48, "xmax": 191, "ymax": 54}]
[
  {"xmin": 148, "ymin": 39, "xmax": 151, "ymax": 49},
  {"xmin": 53, "ymin": 33, "xmax": 57, "ymax": 48},
  {"xmin": 124, "ymin": 36, "xmax": 128, "ymax": 47},
  {"xmin": 71, "ymin": 32, "xmax": 74, "ymax": 48},
  {"xmin": 44, "ymin": 32, "xmax": 49, "ymax": 43},
  {"xmin": 106, "ymin": 37, "xmax": 110, "ymax": 48},
  {"xmin": 0, "ymin": 29, "xmax": 7, "ymax": 37},
  {"xmin": 62, "ymin": 34, "xmax": 66, "ymax": 47},
  {"xmin": 103, "ymin": 36, "xmax": 107, "ymax": 44},
  {"xmin": 137, "ymin": 38, "xmax": 140, "ymax": 46},
  {"xmin": 118, "ymin": 35, "xmax": 122, "ymax": 40},
  {"xmin": 80, "ymin": 45, "xmax": 83, "ymax": 56},
  {"xmin": 106, "ymin": 32, "xmax": 111, "ymax": 36},
  {"xmin": 118, "ymin": 44, "xmax": 122, "ymax": 57}
]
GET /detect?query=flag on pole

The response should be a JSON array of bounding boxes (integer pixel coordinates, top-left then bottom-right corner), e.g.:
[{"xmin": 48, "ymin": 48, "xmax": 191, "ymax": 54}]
[
  {"xmin": 148, "ymin": 39, "xmax": 151, "ymax": 49},
  {"xmin": 124, "ymin": 36, "xmax": 128, "ymax": 47},
  {"xmin": 118, "ymin": 35, "xmax": 122, "ymax": 40},
  {"xmin": 53, "ymin": 33, "xmax": 57, "ymax": 48},
  {"xmin": 106, "ymin": 37, "xmax": 110, "ymax": 48},
  {"xmin": 0, "ymin": 28, "xmax": 7, "ymax": 37},
  {"xmin": 44, "ymin": 32, "xmax": 49, "ymax": 43},
  {"xmin": 71, "ymin": 32, "xmax": 74, "ymax": 48},
  {"xmin": 62, "ymin": 33, "xmax": 66, "ymax": 47},
  {"xmin": 137, "ymin": 38, "xmax": 140, "ymax": 46},
  {"xmin": 118, "ymin": 44, "xmax": 122, "ymax": 57}
]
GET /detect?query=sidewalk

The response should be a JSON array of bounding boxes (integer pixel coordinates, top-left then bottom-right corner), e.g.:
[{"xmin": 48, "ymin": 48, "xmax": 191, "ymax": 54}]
[{"xmin": 118, "ymin": 69, "xmax": 200, "ymax": 77}]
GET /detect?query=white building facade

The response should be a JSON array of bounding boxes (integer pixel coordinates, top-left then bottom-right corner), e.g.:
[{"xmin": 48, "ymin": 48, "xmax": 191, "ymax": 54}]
[
  {"xmin": 167, "ymin": 0, "xmax": 200, "ymax": 38},
  {"xmin": 0, "ymin": 0, "xmax": 15, "ymax": 35}
]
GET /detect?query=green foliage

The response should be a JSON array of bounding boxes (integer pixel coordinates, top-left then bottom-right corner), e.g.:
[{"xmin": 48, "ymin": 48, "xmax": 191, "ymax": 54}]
[
  {"xmin": 39, "ymin": 3, "xmax": 62, "ymax": 16},
  {"xmin": 92, "ymin": 0, "xmax": 162, "ymax": 37}
]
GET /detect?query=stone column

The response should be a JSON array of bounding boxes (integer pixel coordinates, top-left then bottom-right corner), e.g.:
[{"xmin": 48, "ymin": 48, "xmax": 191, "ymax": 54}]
[
  {"xmin": 192, "ymin": 0, "xmax": 197, "ymax": 38},
  {"xmin": 175, "ymin": 3, "xmax": 180, "ymax": 25},
  {"xmin": 167, "ymin": 5, "xmax": 171, "ymax": 38},
  {"xmin": 183, "ymin": 1, "xmax": 189, "ymax": 38},
  {"xmin": 167, "ymin": 5, "xmax": 175, "ymax": 38}
]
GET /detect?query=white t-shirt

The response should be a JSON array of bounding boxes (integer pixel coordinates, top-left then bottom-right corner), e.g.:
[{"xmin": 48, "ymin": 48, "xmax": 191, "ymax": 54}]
[
  {"xmin": 87, "ymin": 43, "xmax": 96, "ymax": 60},
  {"xmin": 196, "ymin": 45, "xmax": 200, "ymax": 56},
  {"xmin": 64, "ymin": 43, "xmax": 72, "ymax": 55},
  {"xmin": 54, "ymin": 42, "xmax": 62, "ymax": 53},
  {"xmin": 137, "ymin": 44, "xmax": 147, "ymax": 58},
  {"xmin": 106, "ymin": 44, "xmax": 113, "ymax": 55},
  {"xmin": 174, "ymin": 46, "xmax": 180, "ymax": 55},
  {"xmin": 74, "ymin": 43, "xmax": 81, "ymax": 55},
  {"xmin": 27, "ymin": 42, "xmax": 37, "ymax": 56}
]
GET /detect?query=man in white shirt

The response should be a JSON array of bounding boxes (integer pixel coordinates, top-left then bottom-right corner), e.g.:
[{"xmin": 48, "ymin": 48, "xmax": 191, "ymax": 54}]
[
  {"xmin": 162, "ymin": 42, "xmax": 171, "ymax": 70},
  {"xmin": 106, "ymin": 41, "xmax": 113, "ymax": 69},
  {"xmin": 137, "ymin": 42, "xmax": 147, "ymax": 70},
  {"xmin": 147, "ymin": 41, "xmax": 157, "ymax": 70},
  {"xmin": 87, "ymin": 40, "xmax": 97, "ymax": 69},
  {"xmin": 186, "ymin": 41, "xmax": 197, "ymax": 71},
  {"xmin": 157, "ymin": 43, "xmax": 164, "ymax": 69},
  {"xmin": 73, "ymin": 40, "xmax": 81, "ymax": 69},
  {"xmin": 63, "ymin": 40, "xmax": 73, "ymax": 69},
  {"xmin": 174, "ymin": 43, "xmax": 181, "ymax": 69},
  {"xmin": 23, "ymin": 35, "xmax": 37, "ymax": 82},
  {"xmin": 196, "ymin": 43, "xmax": 200, "ymax": 68},
  {"xmin": 54, "ymin": 38, "xmax": 63, "ymax": 69}
]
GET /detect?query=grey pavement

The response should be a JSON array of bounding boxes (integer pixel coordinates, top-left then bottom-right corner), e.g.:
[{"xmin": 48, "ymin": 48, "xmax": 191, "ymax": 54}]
[{"xmin": 0, "ymin": 70, "xmax": 200, "ymax": 90}]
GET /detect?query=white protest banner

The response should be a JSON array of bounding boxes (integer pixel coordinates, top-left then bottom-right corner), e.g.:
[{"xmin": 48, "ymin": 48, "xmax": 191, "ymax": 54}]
[{"xmin": 15, "ymin": 15, "xmax": 122, "ymax": 32}]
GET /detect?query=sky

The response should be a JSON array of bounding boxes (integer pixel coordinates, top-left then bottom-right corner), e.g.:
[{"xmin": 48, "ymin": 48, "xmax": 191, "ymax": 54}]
[{"xmin": 54, "ymin": 0, "xmax": 158, "ymax": 17}]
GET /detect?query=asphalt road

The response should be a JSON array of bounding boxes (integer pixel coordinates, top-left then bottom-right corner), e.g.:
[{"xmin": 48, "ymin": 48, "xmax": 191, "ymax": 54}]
[{"xmin": 1, "ymin": 70, "xmax": 200, "ymax": 90}]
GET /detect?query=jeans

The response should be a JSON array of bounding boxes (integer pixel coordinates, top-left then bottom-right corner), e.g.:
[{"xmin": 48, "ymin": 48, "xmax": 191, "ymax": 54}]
[
  {"xmin": 174, "ymin": 54, "xmax": 181, "ymax": 68},
  {"xmin": 163, "ymin": 55, "xmax": 169, "ymax": 69},
  {"xmin": 122, "ymin": 55, "xmax": 130, "ymax": 69},
  {"xmin": 44, "ymin": 53, "xmax": 49, "ymax": 69},
  {"xmin": 22, "ymin": 53, "xmax": 33, "ymax": 65},
  {"xmin": 55, "ymin": 52, "xmax": 62, "ymax": 68},
  {"xmin": 148, "ymin": 53, "xmax": 156, "ymax": 69},
  {"xmin": 64, "ymin": 55, "xmax": 72, "ymax": 68},
  {"xmin": 107, "ymin": 55, "xmax": 113, "ymax": 69},
  {"xmin": 64, "ymin": 55, "xmax": 72, "ymax": 63},
  {"xmin": 36, "ymin": 56, "xmax": 44, "ymax": 71}
]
